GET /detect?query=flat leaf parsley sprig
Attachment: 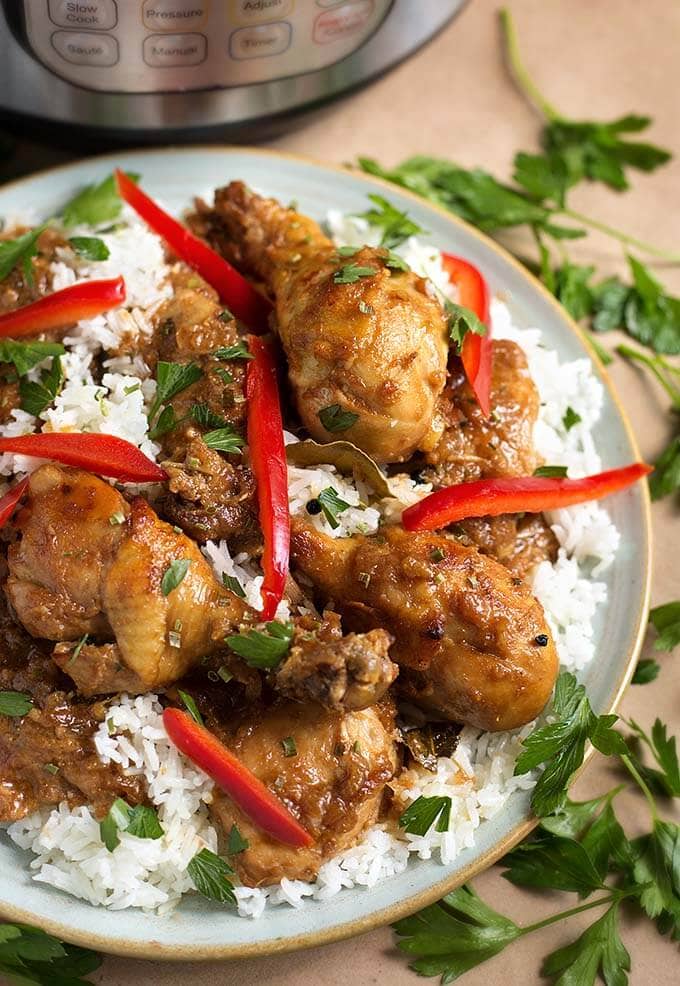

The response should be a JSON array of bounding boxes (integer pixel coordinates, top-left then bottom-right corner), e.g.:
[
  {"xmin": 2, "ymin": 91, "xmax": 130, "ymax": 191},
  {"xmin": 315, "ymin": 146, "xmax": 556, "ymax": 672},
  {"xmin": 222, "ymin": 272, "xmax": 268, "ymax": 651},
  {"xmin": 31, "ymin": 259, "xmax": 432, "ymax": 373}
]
[{"xmin": 394, "ymin": 672, "xmax": 680, "ymax": 985}]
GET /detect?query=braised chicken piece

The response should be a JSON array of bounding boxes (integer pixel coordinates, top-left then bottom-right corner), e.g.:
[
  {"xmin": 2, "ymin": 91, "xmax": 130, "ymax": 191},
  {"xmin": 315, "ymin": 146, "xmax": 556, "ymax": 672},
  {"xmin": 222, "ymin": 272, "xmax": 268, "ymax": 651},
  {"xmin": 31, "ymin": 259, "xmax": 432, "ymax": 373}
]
[
  {"xmin": 0, "ymin": 227, "xmax": 65, "ymax": 315},
  {"xmin": 0, "ymin": 592, "xmax": 144, "ymax": 821},
  {"xmin": 415, "ymin": 339, "xmax": 558, "ymax": 577},
  {"xmin": 275, "ymin": 610, "xmax": 398, "ymax": 711},
  {"xmin": 152, "ymin": 268, "xmax": 258, "ymax": 548},
  {"xmin": 5, "ymin": 465, "xmax": 248, "ymax": 694},
  {"xmin": 209, "ymin": 697, "xmax": 399, "ymax": 885},
  {"xmin": 290, "ymin": 520, "xmax": 559, "ymax": 731},
  {"xmin": 192, "ymin": 182, "xmax": 449, "ymax": 463}
]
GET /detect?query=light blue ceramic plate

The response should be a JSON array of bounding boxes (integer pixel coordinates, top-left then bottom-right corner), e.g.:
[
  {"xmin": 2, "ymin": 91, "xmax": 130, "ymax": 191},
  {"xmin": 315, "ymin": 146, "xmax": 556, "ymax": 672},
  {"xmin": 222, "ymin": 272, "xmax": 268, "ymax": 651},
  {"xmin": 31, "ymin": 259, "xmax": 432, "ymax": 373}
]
[{"xmin": 0, "ymin": 148, "xmax": 651, "ymax": 960}]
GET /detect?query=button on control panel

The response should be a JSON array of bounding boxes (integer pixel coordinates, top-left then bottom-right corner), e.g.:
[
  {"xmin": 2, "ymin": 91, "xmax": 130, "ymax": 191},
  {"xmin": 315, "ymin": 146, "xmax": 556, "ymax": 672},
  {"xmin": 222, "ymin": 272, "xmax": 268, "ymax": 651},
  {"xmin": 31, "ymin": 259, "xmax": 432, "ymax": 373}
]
[
  {"xmin": 229, "ymin": 22, "xmax": 291, "ymax": 60},
  {"xmin": 23, "ymin": 0, "xmax": 391, "ymax": 92},
  {"xmin": 142, "ymin": 1, "xmax": 209, "ymax": 33},
  {"xmin": 143, "ymin": 32, "xmax": 207, "ymax": 67},
  {"xmin": 51, "ymin": 29, "xmax": 119, "ymax": 65},
  {"xmin": 48, "ymin": 0, "xmax": 118, "ymax": 30}
]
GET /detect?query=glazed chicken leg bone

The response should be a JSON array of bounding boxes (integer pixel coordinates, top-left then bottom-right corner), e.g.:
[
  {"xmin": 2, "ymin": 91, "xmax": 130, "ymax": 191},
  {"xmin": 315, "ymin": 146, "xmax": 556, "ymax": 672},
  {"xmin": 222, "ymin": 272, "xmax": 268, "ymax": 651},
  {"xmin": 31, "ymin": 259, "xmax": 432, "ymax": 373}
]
[
  {"xmin": 196, "ymin": 181, "xmax": 449, "ymax": 463},
  {"xmin": 291, "ymin": 520, "xmax": 559, "ymax": 731},
  {"xmin": 5, "ymin": 465, "xmax": 247, "ymax": 694}
]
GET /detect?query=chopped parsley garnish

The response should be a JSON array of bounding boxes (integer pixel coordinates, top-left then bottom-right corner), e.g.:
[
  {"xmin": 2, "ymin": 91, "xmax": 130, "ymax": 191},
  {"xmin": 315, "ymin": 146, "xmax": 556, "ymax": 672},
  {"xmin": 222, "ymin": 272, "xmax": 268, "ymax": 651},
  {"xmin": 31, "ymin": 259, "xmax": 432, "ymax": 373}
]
[
  {"xmin": 0, "ymin": 225, "xmax": 46, "ymax": 282},
  {"xmin": 147, "ymin": 360, "xmax": 203, "ymax": 427},
  {"xmin": 318, "ymin": 403, "xmax": 359, "ymax": 433},
  {"xmin": 187, "ymin": 848, "xmax": 236, "ymax": 905},
  {"xmin": 399, "ymin": 795, "xmax": 452, "ymax": 836},
  {"xmin": 336, "ymin": 245, "xmax": 360, "ymax": 258},
  {"xmin": 316, "ymin": 486, "xmax": 352, "ymax": 530},
  {"xmin": 178, "ymin": 690, "xmax": 203, "ymax": 725},
  {"xmin": 43, "ymin": 762, "xmax": 59, "ymax": 775},
  {"xmin": 202, "ymin": 426, "xmax": 245, "ymax": 454},
  {"xmin": 0, "ymin": 691, "xmax": 33, "ymax": 717},
  {"xmin": 61, "ymin": 171, "xmax": 139, "ymax": 228},
  {"xmin": 0, "ymin": 340, "xmax": 65, "ymax": 377},
  {"xmin": 223, "ymin": 574, "xmax": 246, "ymax": 598},
  {"xmin": 383, "ymin": 250, "xmax": 410, "ymax": 273},
  {"xmin": 67, "ymin": 634, "xmax": 89, "ymax": 666},
  {"xmin": 226, "ymin": 825, "xmax": 249, "ymax": 855},
  {"xmin": 19, "ymin": 356, "xmax": 63, "ymax": 416},
  {"xmin": 445, "ymin": 299, "xmax": 487, "ymax": 352},
  {"xmin": 533, "ymin": 464, "xmax": 569, "ymax": 478},
  {"xmin": 109, "ymin": 510, "xmax": 126, "ymax": 526},
  {"xmin": 358, "ymin": 300, "xmax": 374, "ymax": 315},
  {"xmin": 217, "ymin": 308, "xmax": 234, "ymax": 323},
  {"xmin": 68, "ymin": 236, "xmax": 110, "ymax": 261},
  {"xmin": 281, "ymin": 736, "xmax": 297, "ymax": 758},
  {"xmin": 562, "ymin": 406, "xmax": 582, "ymax": 431},
  {"xmin": 100, "ymin": 798, "xmax": 163, "ymax": 852},
  {"xmin": 217, "ymin": 665, "xmax": 233, "ymax": 684},
  {"xmin": 160, "ymin": 559, "xmax": 191, "ymax": 596},
  {"xmin": 430, "ymin": 547, "xmax": 445, "ymax": 562},
  {"xmin": 333, "ymin": 263, "xmax": 377, "ymax": 284},
  {"xmin": 191, "ymin": 402, "xmax": 227, "ymax": 430},
  {"xmin": 226, "ymin": 620, "xmax": 294, "ymax": 670},
  {"xmin": 357, "ymin": 193, "xmax": 424, "ymax": 248},
  {"xmin": 214, "ymin": 340, "xmax": 253, "ymax": 361}
]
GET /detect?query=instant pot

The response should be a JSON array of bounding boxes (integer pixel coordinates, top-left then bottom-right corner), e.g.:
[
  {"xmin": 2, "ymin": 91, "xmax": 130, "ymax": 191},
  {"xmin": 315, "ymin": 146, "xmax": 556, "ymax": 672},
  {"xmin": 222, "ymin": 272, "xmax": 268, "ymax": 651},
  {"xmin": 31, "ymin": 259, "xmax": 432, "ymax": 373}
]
[{"xmin": 0, "ymin": 1, "xmax": 467, "ymax": 142}]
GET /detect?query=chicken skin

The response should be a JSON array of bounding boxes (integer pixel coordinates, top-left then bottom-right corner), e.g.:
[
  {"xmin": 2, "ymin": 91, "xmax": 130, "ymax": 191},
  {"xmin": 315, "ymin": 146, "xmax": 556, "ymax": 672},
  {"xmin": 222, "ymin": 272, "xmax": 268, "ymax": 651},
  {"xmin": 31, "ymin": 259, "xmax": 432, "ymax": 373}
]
[
  {"xmin": 209, "ymin": 697, "xmax": 398, "ymax": 885},
  {"xmin": 5, "ymin": 465, "xmax": 246, "ymax": 693},
  {"xmin": 290, "ymin": 520, "xmax": 559, "ymax": 731},
  {"xmin": 193, "ymin": 182, "xmax": 449, "ymax": 462}
]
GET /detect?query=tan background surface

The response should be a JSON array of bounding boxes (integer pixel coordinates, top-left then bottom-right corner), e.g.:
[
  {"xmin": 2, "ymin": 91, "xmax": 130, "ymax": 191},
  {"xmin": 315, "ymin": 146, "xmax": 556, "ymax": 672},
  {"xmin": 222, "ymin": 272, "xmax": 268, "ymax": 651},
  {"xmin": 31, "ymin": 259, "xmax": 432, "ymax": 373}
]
[{"xmin": 3, "ymin": 0, "xmax": 680, "ymax": 983}]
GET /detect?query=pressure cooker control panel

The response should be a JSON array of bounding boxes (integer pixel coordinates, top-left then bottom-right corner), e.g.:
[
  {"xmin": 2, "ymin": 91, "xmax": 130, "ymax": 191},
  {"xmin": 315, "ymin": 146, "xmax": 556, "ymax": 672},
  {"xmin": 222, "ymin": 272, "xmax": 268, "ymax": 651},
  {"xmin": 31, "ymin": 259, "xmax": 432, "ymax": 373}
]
[{"xmin": 23, "ymin": 0, "xmax": 392, "ymax": 92}]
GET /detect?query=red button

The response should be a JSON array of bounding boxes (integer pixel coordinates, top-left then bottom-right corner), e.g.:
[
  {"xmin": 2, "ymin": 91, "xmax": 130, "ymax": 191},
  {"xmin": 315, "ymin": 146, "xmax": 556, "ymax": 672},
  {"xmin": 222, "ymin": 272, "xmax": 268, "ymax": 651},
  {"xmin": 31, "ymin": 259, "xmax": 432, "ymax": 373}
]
[{"xmin": 313, "ymin": 0, "xmax": 373, "ymax": 45}]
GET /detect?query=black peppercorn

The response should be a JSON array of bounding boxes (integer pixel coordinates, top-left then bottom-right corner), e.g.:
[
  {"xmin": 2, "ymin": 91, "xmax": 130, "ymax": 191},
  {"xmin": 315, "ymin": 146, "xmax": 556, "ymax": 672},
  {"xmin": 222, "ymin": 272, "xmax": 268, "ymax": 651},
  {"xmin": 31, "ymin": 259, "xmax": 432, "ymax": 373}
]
[
  {"xmin": 305, "ymin": 498, "xmax": 322, "ymax": 515},
  {"xmin": 535, "ymin": 633, "xmax": 549, "ymax": 647}
]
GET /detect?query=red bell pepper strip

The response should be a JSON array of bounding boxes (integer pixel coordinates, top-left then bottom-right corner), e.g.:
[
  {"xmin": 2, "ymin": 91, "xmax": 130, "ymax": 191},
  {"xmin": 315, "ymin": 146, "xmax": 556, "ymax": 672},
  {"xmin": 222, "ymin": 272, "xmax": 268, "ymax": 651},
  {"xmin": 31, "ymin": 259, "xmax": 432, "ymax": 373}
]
[
  {"xmin": 115, "ymin": 170, "xmax": 271, "ymax": 330},
  {"xmin": 0, "ymin": 433, "xmax": 167, "ymax": 484},
  {"xmin": 0, "ymin": 478, "xmax": 29, "ymax": 528},
  {"xmin": 163, "ymin": 707, "xmax": 313, "ymax": 848},
  {"xmin": 441, "ymin": 252, "xmax": 493, "ymax": 417},
  {"xmin": 402, "ymin": 463, "xmax": 652, "ymax": 531},
  {"xmin": 246, "ymin": 335, "xmax": 290, "ymax": 621},
  {"xmin": 0, "ymin": 277, "xmax": 126, "ymax": 339}
]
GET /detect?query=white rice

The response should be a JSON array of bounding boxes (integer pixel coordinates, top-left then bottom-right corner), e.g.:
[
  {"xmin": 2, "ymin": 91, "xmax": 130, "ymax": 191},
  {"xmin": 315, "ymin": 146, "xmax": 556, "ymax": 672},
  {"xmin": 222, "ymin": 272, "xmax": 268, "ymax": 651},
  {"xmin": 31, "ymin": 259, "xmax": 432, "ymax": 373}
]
[{"xmin": 3, "ymin": 207, "xmax": 619, "ymax": 916}]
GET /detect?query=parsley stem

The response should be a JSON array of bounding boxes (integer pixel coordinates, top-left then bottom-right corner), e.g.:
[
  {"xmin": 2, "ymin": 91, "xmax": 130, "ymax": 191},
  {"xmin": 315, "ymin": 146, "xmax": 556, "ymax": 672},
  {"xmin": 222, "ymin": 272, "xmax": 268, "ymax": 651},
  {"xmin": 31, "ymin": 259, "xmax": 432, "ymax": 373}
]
[
  {"xmin": 520, "ymin": 889, "xmax": 634, "ymax": 936},
  {"xmin": 499, "ymin": 8, "xmax": 562, "ymax": 122},
  {"xmin": 559, "ymin": 208, "xmax": 680, "ymax": 262},
  {"xmin": 620, "ymin": 754, "xmax": 659, "ymax": 822},
  {"xmin": 617, "ymin": 345, "xmax": 680, "ymax": 409}
]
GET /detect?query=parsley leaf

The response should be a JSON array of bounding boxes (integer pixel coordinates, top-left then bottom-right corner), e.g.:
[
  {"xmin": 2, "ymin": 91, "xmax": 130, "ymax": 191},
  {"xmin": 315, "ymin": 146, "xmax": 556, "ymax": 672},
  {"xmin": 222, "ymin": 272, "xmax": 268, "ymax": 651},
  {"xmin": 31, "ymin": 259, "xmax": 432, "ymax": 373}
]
[
  {"xmin": 649, "ymin": 436, "xmax": 680, "ymax": 501},
  {"xmin": 202, "ymin": 426, "xmax": 245, "ymax": 454},
  {"xmin": 190, "ymin": 403, "xmax": 227, "ymax": 430},
  {"xmin": 187, "ymin": 848, "xmax": 236, "ymax": 905},
  {"xmin": 178, "ymin": 690, "xmax": 203, "ymax": 725},
  {"xmin": 632, "ymin": 659, "xmax": 660, "ymax": 685},
  {"xmin": 160, "ymin": 559, "xmax": 190, "ymax": 596},
  {"xmin": 514, "ymin": 672, "xmax": 627, "ymax": 816},
  {"xmin": 533, "ymin": 465, "xmax": 568, "ymax": 478},
  {"xmin": 539, "ymin": 788, "xmax": 625, "ymax": 841},
  {"xmin": 226, "ymin": 621, "xmax": 293, "ymax": 670},
  {"xmin": 630, "ymin": 820, "xmax": 680, "ymax": 932},
  {"xmin": 125, "ymin": 805, "xmax": 164, "ymax": 841},
  {"xmin": 223, "ymin": 574, "xmax": 246, "ymax": 598},
  {"xmin": 445, "ymin": 300, "xmax": 487, "ymax": 352},
  {"xmin": 0, "ymin": 691, "xmax": 33, "ymax": 717},
  {"xmin": 333, "ymin": 263, "xmax": 377, "ymax": 284},
  {"xmin": 541, "ymin": 903, "xmax": 630, "ymax": 986},
  {"xmin": 563, "ymin": 406, "xmax": 582, "ymax": 431},
  {"xmin": 148, "ymin": 361, "xmax": 202, "ymax": 425},
  {"xmin": 61, "ymin": 171, "xmax": 139, "ymax": 228},
  {"xmin": 0, "ymin": 225, "xmax": 47, "ymax": 282},
  {"xmin": 553, "ymin": 261, "xmax": 596, "ymax": 320},
  {"xmin": 318, "ymin": 404, "xmax": 359, "ymax": 433},
  {"xmin": 392, "ymin": 885, "xmax": 521, "ymax": 980},
  {"xmin": 0, "ymin": 340, "xmax": 64, "ymax": 377},
  {"xmin": 399, "ymin": 795, "xmax": 452, "ymax": 836},
  {"xmin": 226, "ymin": 825, "xmax": 249, "ymax": 855},
  {"xmin": 357, "ymin": 193, "xmax": 424, "ymax": 248},
  {"xmin": 68, "ymin": 236, "xmax": 110, "ymax": 261},
  {"xmin": 99, "ymin": 798, "xmax": 133, "ymax": 852},
  {"xmin": 0, "ymin": 922, "xmax": 101, "ymax": 985},
  {"xmin": 649, "ymin": 601, "xmax": 680, "ymax": 652},
  {"xmin": 502, "ymin": 835, "xmax": 606, "ymax": 895},
  {"xmin": 214, "ymin": 341, "xmax": 253, "ymax": 361},
  {"xmin": 626, "ymin": 717, "xmax": 680, "ymax": 797},
  {"xmin": 316, "ymin": 486, "xmax": 352, "ymax": 530},
  {"xmin": 383, "ymin": 249, "xmax": 410, "ymax": 273},
  {"xmin": 19, "ymin": 356, "xmax": 63, "ymax": 416}
]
